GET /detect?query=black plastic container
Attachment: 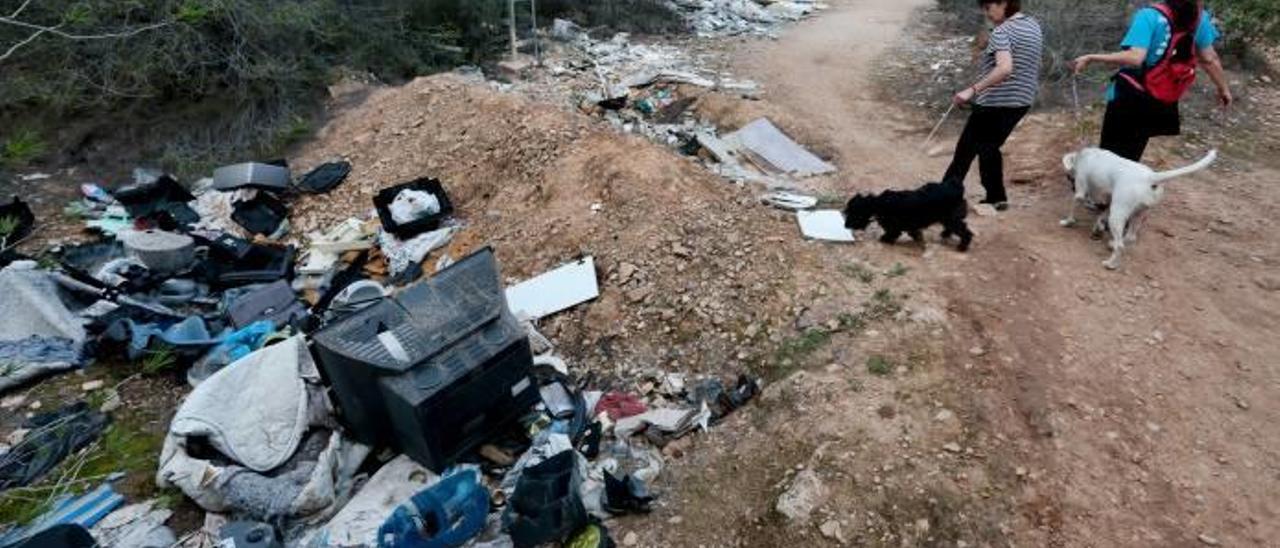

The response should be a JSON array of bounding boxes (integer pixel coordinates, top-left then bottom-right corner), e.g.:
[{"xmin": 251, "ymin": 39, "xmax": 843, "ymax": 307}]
[
  {"xmin": 373, "ymin": 178, "xmax": 453, "ymax": 238},
  {"xmin": 311, "ymin": 247, "xmax": 537, "ymax": 472}
]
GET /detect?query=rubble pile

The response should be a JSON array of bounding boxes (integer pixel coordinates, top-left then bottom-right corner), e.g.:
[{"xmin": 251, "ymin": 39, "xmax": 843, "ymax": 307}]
[
  {"xmin": 0, "ymin": 72, "xmax": 804, "ymax": 547},
  {"xmin": 668, "ymin": 0, "xmax": 828, "ymax": 37}
]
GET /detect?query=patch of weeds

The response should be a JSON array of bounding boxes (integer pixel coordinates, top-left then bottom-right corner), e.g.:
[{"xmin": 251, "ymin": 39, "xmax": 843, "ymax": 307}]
[
  {"xmin": 0, "ymin": 215, "xmax": 20, "ymax": 240},
  {"xmin": 267, "ymin": 115, "xmax": 314, "ymax": 155},
  {"xmin": 867, "ymin": 355, "xmax": 894, "ymax": 376},
  {"xmin": 139, "ymin": 346, "xmax": 178, "ymax": 376},
  {"xmin": 154, "ymin": 488, "xmax": 183, "ymax": 510},
  {"xmin": 761, "ymin": 328, "xmax": 833, "ymax": 381},
  {"xmin": 868, "ymin": 289, "xmax": 904, "ymax": 319},
  {"xmin": 816, "ymin": 193, "xmax": 847, "ymax": 207},
  {"xmin": 840, "ymin": 262, "xmax": 876, "ymax": 284},
  {"xmin": 887, "ymin": 262, "xmax": 910, "ymax": 278},
  {"xmin": 778, "ymin": 328, "xmax": 832, "ymax": 362},
  {"xmin": 35, "ymin": 254, "xmax": 59, "ymax": 270},
  {"xmin": 176, "ymin": 1, "xmax": 214, "ymax": 24},
  {"xmin": 1, "ymin": 129, "xmax": 46, "ymax": 168}
]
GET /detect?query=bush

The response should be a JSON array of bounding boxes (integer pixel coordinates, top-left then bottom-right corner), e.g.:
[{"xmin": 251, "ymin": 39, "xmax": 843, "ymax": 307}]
[
  {"xmin": 0, "ymin": 0, "xmax": 681, "ymax": 172},
  {"xmin": 1, "ymin": 129, "xmax": 46, "ymax": 168},
  {"xmin": 1219, "ymin": 0, "xmax": 1280, "ymax": 49}
]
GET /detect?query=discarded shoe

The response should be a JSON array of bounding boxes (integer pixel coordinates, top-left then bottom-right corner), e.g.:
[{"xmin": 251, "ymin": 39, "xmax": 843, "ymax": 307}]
[{"xmin": 602, "ymin": 472, "xmax": 655, "ymax": 515}]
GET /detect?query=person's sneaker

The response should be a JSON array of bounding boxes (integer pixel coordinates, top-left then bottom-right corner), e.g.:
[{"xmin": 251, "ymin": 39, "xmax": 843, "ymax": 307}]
[{"xmin": 980, "ymin": 199, "xmax": 1009, "ymax": 211}]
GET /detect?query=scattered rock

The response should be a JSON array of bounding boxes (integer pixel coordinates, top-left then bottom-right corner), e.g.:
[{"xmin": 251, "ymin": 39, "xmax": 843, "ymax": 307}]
[
  {"xmin": 1234, "ymin": 398, "xmax": 1250, "ymax": 411},
  {"xmin": 943, "ymin": 442, "xmax": 962, "ymax": 453},
  {"xmin": 934, "ymin": 408, "xmax": 955, "ymax": 422},
  {"xmin": 28, "ymin": 400, "xmax": 42, "ymax": 410},
  {"xmin": 1, "ymin": 395, "xmax": 26, "ymax": 409},
  {"xmin": 1197, "ymin": 533, "xmax": 1221, "ymax": 546},
  {"xmin": 99, "ymin": 390, "xmax": 122, "ymax": 414},
  {"xmin": 6, "ymin": 428, "xmax": 28, "ymax": 446},
  {"xmin": 623, "ymin": 531, "xmax": 639, "ymax": 546},
  {"xmin": 968, "ymin": 346, "xmax": 986, "ymax": 357},
  {"xmin": 618, "ymin": 262, "xmax": 639, "ymax": 283},
  {"xmin": 81, "ymin": 379, "xmax": 105, "ymax": 392},
  {"xmin": 775, "ymin": 469, "xmax": 828, "ymax": 522},
  {"xmin": 1254, "ymin": 276, "xmax": 1280, "ymax": 292},
  {"xmin": 819, "ymin": 519, "xmax": 846, "ymax": 543}
]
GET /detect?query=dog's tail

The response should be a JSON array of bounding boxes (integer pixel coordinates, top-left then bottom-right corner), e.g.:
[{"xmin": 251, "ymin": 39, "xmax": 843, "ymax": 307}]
[{"xmin": 1151, "ymin": 149, "xmax": 1218, "ymax": 184}]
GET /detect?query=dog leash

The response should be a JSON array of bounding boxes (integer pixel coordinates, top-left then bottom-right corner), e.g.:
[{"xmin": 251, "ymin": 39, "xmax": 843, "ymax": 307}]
[
  {"xmin": 1071, "ymin": 74, "xmax": 1088, "ymax": 147},
  {"xmin": 922, "ymin": 102, "xmax": 956, "ymax": 150}
]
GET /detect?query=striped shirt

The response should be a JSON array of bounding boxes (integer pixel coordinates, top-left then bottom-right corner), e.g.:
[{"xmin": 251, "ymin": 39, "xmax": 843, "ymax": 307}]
[{"xmin": 977, "ymin": 13, "xmax": 1043, "ymax": 108}]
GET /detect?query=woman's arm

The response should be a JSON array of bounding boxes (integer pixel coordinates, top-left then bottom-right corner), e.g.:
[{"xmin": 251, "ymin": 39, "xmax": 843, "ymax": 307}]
[
  {"xmin": 954, "ymin": 50, "xmax": 1014, "ymax": 105},
  {"xmin": 1070, "ymin": 49, "xmax": 1147, "ymax": 73},
  {"xmin": 1197, "ymin": 45, "xmax": 1233, "ymax": 107}
]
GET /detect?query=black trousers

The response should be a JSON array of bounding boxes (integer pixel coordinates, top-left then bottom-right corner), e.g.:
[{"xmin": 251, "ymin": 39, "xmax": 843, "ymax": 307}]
[
  {"xmin": 1099, "ymin": 75, "xmax": 1181, "ymax": 162},
  {"xmin": 943, "ymin": 105, "xmax": 1029, "ymax": 204}
]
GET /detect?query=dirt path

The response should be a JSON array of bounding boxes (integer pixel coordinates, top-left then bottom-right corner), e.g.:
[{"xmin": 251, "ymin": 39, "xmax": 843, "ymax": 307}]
[{"xmin": 638, "ymin": 0, "xmax": 1280, "ymax": 546}]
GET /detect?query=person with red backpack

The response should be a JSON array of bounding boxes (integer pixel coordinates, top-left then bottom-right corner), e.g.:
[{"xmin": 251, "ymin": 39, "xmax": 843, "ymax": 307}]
[{"xmin": 1070, "ymin": 0, "xmax": 1231, "ymax": 162}]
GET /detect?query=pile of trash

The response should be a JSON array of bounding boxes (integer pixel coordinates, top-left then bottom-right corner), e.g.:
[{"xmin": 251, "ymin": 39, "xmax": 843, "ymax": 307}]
[
  {"xmin": 527, "ymin": 27, "xmax": 837, "ymax": 192},
  {"xmin": 668, "ymin": 0, "xmax": 829, "ymax": 37},
  {"xmin": 0, "ymin": 155, "xmax": 762, "ymax": 547}
]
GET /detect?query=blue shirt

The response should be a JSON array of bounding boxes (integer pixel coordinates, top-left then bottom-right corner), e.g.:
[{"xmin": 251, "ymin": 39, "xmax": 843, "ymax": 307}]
[{"xmin": 1105, "ymin": 5, "xmax": 1220, "ymax": 102}]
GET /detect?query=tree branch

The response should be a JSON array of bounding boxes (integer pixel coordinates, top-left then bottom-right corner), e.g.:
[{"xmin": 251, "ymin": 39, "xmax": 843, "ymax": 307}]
[
  {"xmin": 0, "ymin": 24, "xmax": 49, "ymax": 62},
  {"xmin": 0, "ymin": 16, "xmax": 170, "ymax": 41},
  {"xmin": 9, "ymin": 0, "xmax": 34, "ymax": 19}
]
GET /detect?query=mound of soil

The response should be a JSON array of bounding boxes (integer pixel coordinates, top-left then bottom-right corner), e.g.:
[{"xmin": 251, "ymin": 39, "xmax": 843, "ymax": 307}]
[{"xmin": 290, "ymin": 74, "xmax": 821, "ymax": 380}]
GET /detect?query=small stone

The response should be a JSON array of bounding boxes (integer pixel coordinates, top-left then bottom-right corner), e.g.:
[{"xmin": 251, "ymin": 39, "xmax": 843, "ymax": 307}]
[
  {"xmin": 943, "ymin": 442, "xmax": 962, "ymax": 453},
  {"xmin": 974, "ymin": 204, "xmax": 997, "ymax": 217},
  {"xmin": 934, "ymin": 408, "xmax": 955, "ymax": 422},
  {"xmin": 99, "ymin": 390, "xmax": 122, "ymax": 414},
  {"xmin": 914, "ymin": 518, "xmax": 931, "ymax": 533},
  {"xmin": 968, "ymin": 346, "xmax": 986, "ymax": 357},
  {"xmin": 618, "ymin": 262, "xmax": 638, "ymax": 282},
  {"xmin": 1197, "ymin": 533, "xmax": 1221, "ymax": 546},
  {"xmin": 1015, "ymin": 466, "xmax": 1028, "ymax": 477},
  {"xmin": 1, "ymin": 395, "xmax": 26, "ymax": 409},
  {"xmin": 6, "ymin": 429, "xmax": 29, "ymax": 446},
  {"xmin": 819, "ymin": 519, "xmax": 845, "ymax": 543},
  {"xmin": 28, "ymin": 400, "xmax": 42, "ymax": 410},
  {"xmin": 623, "ymin": 531, "xmax": 639, "ymax": 546},
  {"xmin": 1235, "ymin": 398, "xmax": 1250, "ymax": 411},
  {"xmin": 81, "ymin": 380, "xmax": 105, "ymax": 392},
  {"xmin": 775, "ymin": 469, "xmax": 828, "ymax": 522},
  {"xmin": 1254, "ymin": 276, "xmax": 1280, "ymax": 292},
  {"xmin": 668, "ymin": 516, "xmax": 683, "ymax": 525}
]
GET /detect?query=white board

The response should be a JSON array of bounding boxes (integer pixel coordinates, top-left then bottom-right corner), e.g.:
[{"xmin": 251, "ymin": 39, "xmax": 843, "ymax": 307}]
[
  {"xmin": 506, "ymin": 256, "xmax": 600, "ymax": 320},
  {"xmin": 796, "ymin": 210, "xmax": 856, "ymax": 243}
]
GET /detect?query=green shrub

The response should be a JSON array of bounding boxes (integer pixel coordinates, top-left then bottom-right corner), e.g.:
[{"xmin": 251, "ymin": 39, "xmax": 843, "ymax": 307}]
[
  {"xmin": 2, "ymin": 129, "xmax": 46, "ymax": 168},
  {"xmin": 867, "ymin": 355, "xmax": 894, "ymax": 376}
]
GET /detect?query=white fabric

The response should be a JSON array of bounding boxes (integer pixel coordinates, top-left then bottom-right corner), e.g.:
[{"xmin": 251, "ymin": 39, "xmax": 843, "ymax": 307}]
[
  {"xmin": 0, "ymin": 262, "xmax": 86, "ymax": 343},
  {"xmin": 377, "ymin": 226, "xmax": 457, "ymax": 276},
  {"xmin": 91, "ymin": 500, "xmax": 176, "ymax": 548},
  {"xmin": 299, "ymin": 456, "xmax": 439, "ymax": 547},
  {"xmin": 166, "ymin": 336, "xmax": 315, "ymax": 472}
]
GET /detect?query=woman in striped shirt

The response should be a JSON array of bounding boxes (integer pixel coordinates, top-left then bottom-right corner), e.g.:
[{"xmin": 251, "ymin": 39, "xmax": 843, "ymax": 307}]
[{"xmin": 943, "ymin": 0, "xmax": 1044, "ymax": 211}]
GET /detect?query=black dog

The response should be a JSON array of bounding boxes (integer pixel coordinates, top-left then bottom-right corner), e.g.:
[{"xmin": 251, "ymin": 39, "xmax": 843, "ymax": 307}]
[{"xmin": 842, "ymin": 180, "xmax": 973, "ymax": 251}]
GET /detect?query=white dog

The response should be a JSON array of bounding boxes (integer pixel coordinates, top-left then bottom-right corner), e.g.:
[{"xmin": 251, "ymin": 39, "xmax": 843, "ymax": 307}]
[{"xmin": 1061, "ymin": 147, "xmax": 1217, "ymax": 270}]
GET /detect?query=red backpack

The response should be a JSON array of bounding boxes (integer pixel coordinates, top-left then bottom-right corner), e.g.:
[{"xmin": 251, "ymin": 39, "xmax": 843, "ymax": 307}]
[{"xmin": 1120, "ymin": 3, "xmax": 1201, "ymax": 104}]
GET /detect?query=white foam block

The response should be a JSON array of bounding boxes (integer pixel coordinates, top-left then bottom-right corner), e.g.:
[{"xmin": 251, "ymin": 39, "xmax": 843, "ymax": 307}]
[
  {"xmin": 506, "ymin": 256, "xmax": 599, "ymax": 320},
  {"xmin": 796, "ymin": 210, "xmax": 856, "ymax": 243}
]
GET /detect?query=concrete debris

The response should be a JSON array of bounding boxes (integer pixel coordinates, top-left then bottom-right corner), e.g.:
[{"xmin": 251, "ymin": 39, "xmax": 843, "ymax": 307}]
[
  {"xmin": 725, "ymin": 118, "xmax": 836, "ymax": 177},
  {"xmin": 670, "ymin": 0, "xmax": 828, "ymax": 38},
  {"xmin": 775, "ymin": 469, "xmax": 827, "ymax": 522}
]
